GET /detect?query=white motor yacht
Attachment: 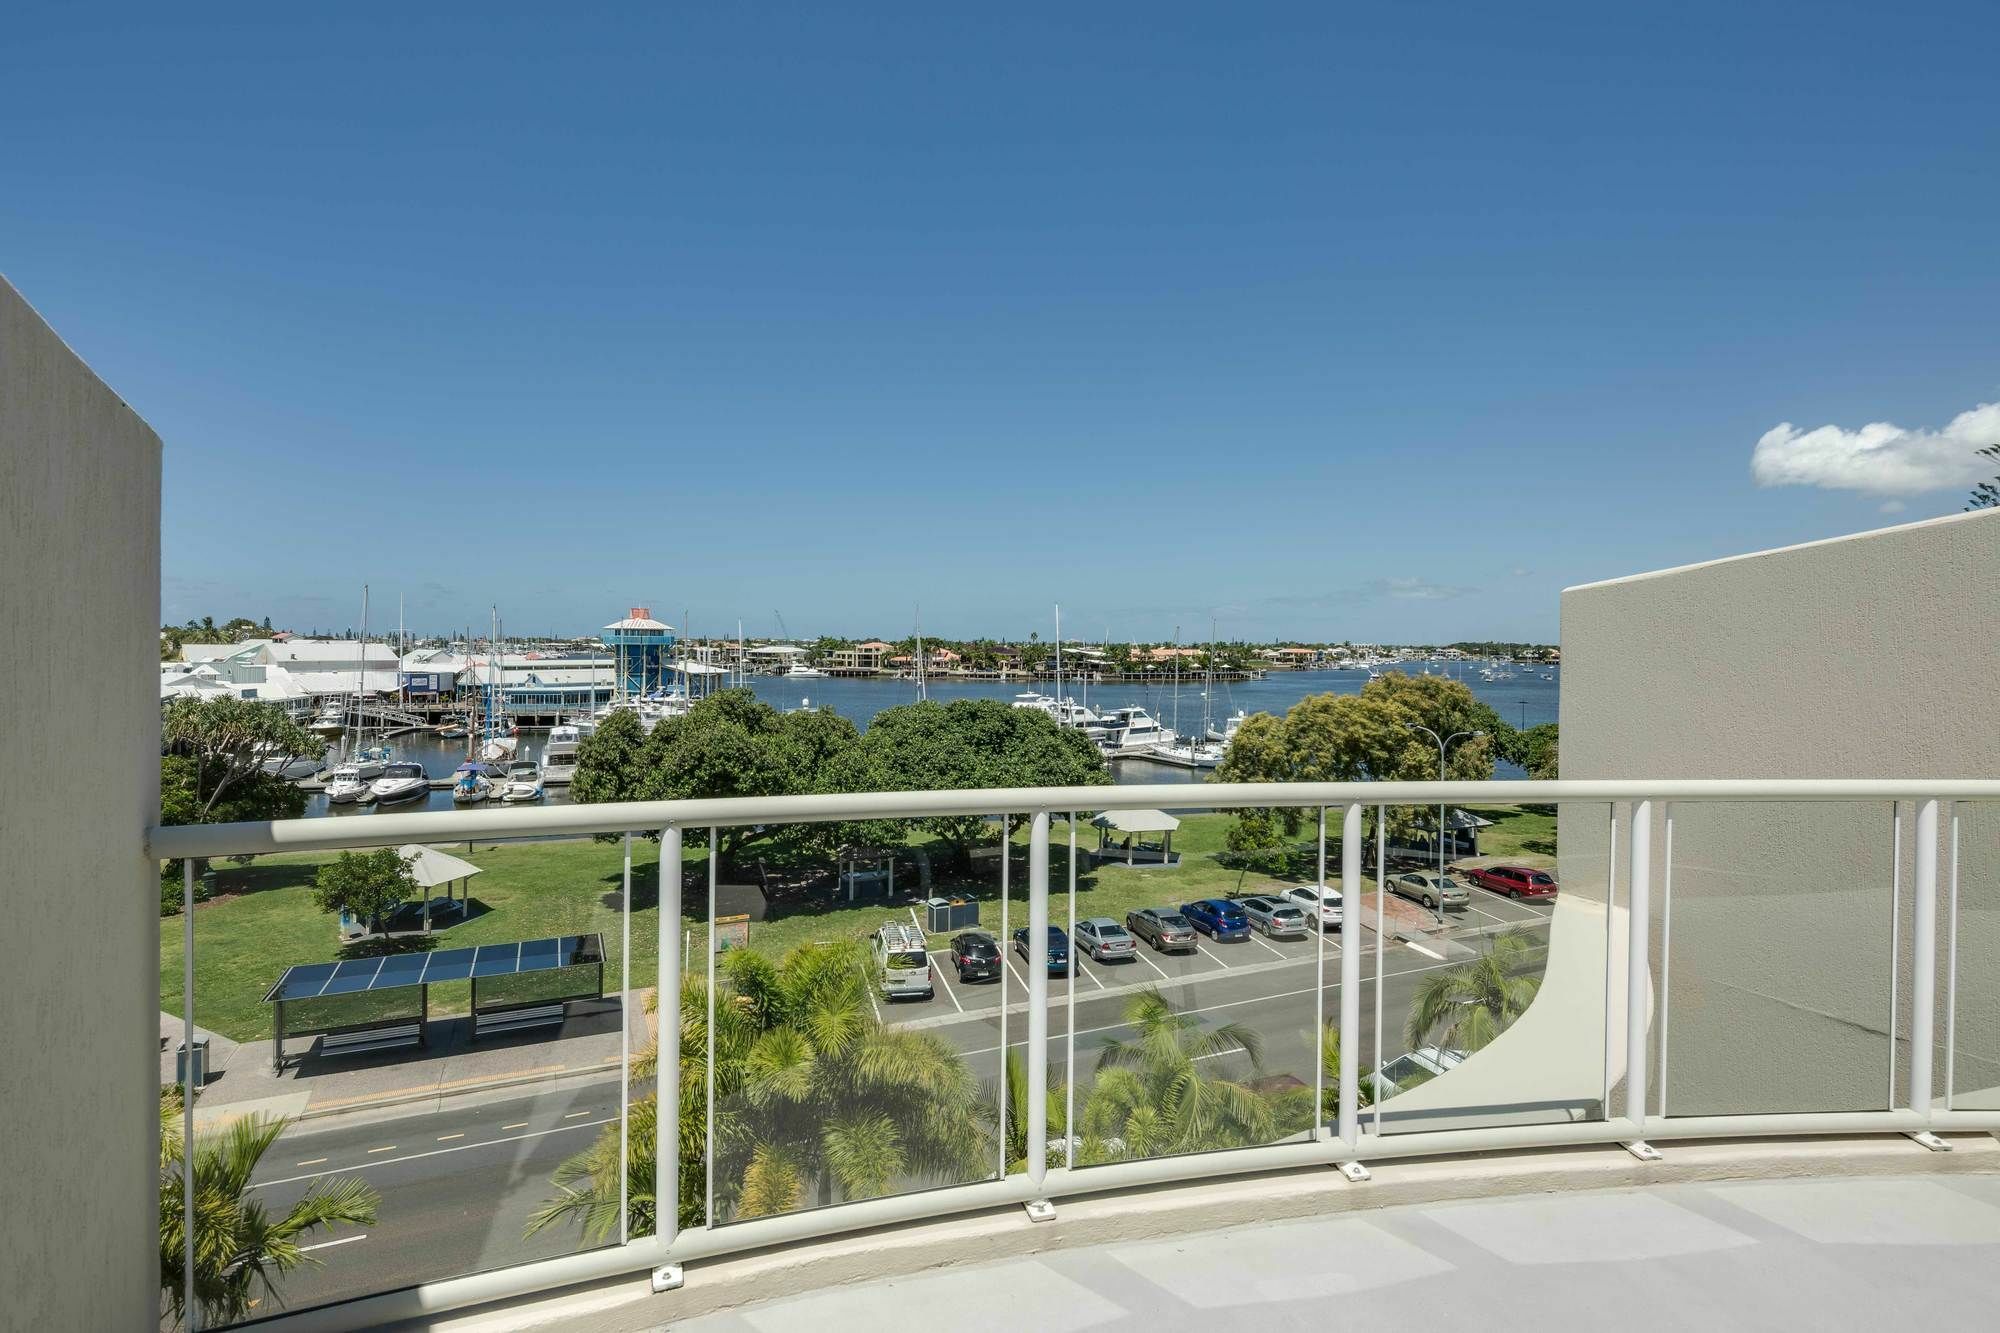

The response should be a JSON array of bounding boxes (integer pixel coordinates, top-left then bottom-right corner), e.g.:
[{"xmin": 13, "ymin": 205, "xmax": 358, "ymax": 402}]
[
  {"xmin": 501, "ymin": 760, "xmax": 544, "ymax": 803},
  {"xmin": 787, "ymin": 665, "xmax": 829, "ymax": 678},
  {"xmin": 1095, "ymin": 706, "xmax": 1177, "ymax": 757},
  {"xmin": 323, "ymin": 765, "xmax": 370, "ymax": 804},
  {"xmin": 369, "ymin": 761, "xmax": 429, "ymax": 806},
  {"xmin": 540, "ymin": 719, "xmax": 594, "ymax": 784},
  {"xmin": 308, "ymin": 709, "xmax": 346, "ymax": 737},
  {"xmin": 478, "ymin": 735, "xmax": 518, "ymax": 763}
]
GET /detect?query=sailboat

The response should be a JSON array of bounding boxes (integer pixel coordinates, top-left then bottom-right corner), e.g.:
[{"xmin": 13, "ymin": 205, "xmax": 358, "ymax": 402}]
[
  {"xmin": 1147, "ymin": 625, "xmax": 1221, "ymax": 768},
  {"xmin": 343, "ymin": 586, "xmax": 392, "ymax": 777},
  {"xmin": 477, "ymin": 608, "xmax": 518, "ymax": 763}
]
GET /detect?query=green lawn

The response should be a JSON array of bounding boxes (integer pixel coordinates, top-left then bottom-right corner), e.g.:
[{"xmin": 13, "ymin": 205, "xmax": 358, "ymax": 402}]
[{"xmin": 166, "ymin": 802, "xmax": 1562, "ymax": 1042}]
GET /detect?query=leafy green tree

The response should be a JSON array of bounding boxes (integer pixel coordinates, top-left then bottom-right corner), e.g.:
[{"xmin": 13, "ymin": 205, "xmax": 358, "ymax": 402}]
[
  {"xmin": 310, "ymin": 848, "xmax": 417, "ymax": 937},
  {"xmin": 569, "ymin": 706, "xmax": 648, "ymax": 807},
  {"xmin": 160, "ymin": 696, "xmax": 321, "ymax": 823},
  {"xmin": 1403, "ymin": 929, "xmax": 1544, "ymax": 1054},
  {"xmin": 828, "ymin": 699, "xmax": 1108, "ymax": 868},
  {"xmin": 531, "ymin": 939, "xmax": 988, "ymax": 1238},
  {"xmin": 159, "ymin": 1114, "xmax": 377, "ymax": 1329},
  {"xmin": 1213, "ymin": 675, "xmax": 1499, "ymax": 849},
  {"xmin": 1514, "ymin": 723, "xmax": 1559, "ymax": 780},
  {"xmin": 1081, "ymin": 989, "xmax": 1275, "ymax": 1157}
]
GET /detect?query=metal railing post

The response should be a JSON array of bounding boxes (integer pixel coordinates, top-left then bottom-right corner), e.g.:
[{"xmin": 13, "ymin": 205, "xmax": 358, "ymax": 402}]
[
  {"xmin": 619, "ymin": 833, "xmax": 632, "ymax": 1245},
  {"xmin": 1338, "ymin": 802, "xmax": 1362, "ymax": 1145},
  {"xmin": 182, "ymin": 857, "xmax": 198, "ymax": 1331},
  {"xmin": 1910, "ymin": 799, "xmax": 1939, "ymax": 1119},
  {"xmin": 657, "ymin": 825, "xmax": 681, "ymax": 1248},
  {"xmin": 1027, "ymin": 812, "xmax": 1050, "ymax": 1195},
  {"xmin": 1625, "ymin": 800, "xmax": 1652, "ymax": 1139},
  {"xmin": 1312, "ymin": 806, "xmax": 1326, "ymax": 1138}
]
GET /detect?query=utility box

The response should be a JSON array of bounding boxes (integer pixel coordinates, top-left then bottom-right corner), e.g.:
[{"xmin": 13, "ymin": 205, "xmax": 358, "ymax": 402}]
[
  {"xmin": 924, "ymin": 897, "xmax": 979, "ymax": 932},
  {"xmin": 176, "ymin": 1038, "xmax": 209, "ymax": 1089}
]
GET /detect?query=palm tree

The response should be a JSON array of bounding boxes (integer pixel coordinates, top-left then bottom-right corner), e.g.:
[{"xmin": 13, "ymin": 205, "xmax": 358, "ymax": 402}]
[
  {"xmin": 1001, "ymin": 1047, "xmax": 1074, "ymax": 1171},
  {"xmin": 159, "ymin": 1114, "xmax": 378, "ymax": 1329},
  {"xmin": 1402, "ymin": 928, "xmax": 1544, "ymax": 1055},
  {"xmin": 531, "ymin": 939, "xmax": 988, "ymax": 1239},
  {"xmin": 1081, "ymin": 988, "xmax": 1276, "ymax": 1158}
]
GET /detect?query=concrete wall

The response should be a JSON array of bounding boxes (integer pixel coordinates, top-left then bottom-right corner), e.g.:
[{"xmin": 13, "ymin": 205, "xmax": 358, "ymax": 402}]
[
  {"xmin": 1559, "ymin": 510, "xmax": 2000, "ymax": 1116},
  {"xmin": 0, "ymin": 278, "xmax": 161, "ymax": 1330}
]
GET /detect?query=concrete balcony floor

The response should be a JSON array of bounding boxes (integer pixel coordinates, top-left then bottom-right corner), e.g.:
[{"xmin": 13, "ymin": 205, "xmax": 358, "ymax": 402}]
[
  {"xmin": 662, "ymin": 1169, "xmax": 2000, "ymax": 1333},
  {"xmin": 420, "ymin": 1135, "xmax": 2000, "ymax": 1333}
]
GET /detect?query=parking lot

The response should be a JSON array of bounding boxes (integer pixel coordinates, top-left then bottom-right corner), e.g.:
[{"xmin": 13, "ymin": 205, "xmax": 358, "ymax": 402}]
[{"xmin": 873, "ymin": 881, "xmax": 1554, "ymax": 1028}]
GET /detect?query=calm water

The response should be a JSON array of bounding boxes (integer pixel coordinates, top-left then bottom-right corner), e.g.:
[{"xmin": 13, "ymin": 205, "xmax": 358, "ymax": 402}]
[{"xmin": 303, "ymin": 663, "xmax": 1558, "ymax": 816}]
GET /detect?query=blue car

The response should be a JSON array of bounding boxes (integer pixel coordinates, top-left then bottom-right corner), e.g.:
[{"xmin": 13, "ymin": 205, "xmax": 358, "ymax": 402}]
[
  {"xmin": 1012, "ymin": 924, "xmax": 1073, "ymax": 974},
  {"xmin": 1180, "ymin": 899, "xmax": 1251, "ymax": 941}
]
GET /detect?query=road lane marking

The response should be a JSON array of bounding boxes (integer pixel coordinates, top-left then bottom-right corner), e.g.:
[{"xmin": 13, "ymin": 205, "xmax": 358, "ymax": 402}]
[
  {"xmin": 299, "ymin": 1233, "xmax": 367, "ymax": 1252},
  {"xmin": 1404, "ymin": 942, "xmax": 1445, "ymax": 960},
  {"xmin": 250, "ymin": 1117, "xmax": 618, "ymax": 1190},
  {"xmin": 365, "ymin": 1145, "xmax": 397, "ymax": 1154},
  {"xmin": 436, "ymin": 1133, "xmax": 464, "ymax": 1142},
  {"xmin": 563, "ymin": 1110, "xmax": 592, "ymax": 1119},
  {"xmin": 501, "ymin": 1122, "xmax": 530, "ymax": 1130},
  {"xmin": 295, "ymin": 1158, "xmax": 327, "ymax": 1167}
]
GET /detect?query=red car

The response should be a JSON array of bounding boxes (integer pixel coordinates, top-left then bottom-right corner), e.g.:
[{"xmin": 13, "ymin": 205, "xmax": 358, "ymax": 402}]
[{"xmin": 1464, "ymin": 865, "xmax": 1558, "ymax": 899}]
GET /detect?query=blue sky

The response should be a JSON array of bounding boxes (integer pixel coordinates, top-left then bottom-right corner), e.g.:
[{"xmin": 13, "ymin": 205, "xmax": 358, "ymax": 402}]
[{"xmin": 5, "ymin": 4, "xmax": 1997, "ymax": 643}]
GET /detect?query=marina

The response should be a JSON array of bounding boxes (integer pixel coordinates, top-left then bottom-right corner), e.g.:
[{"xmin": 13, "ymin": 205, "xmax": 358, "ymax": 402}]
[{"xmin": 291, "ymin": 662, "xmax": 1558, "ymax": 816}]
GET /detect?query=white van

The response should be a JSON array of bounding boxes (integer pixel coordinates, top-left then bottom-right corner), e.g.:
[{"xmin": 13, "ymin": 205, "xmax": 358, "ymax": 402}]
[{"xmin": 872, "ymin": 921, "xmax": 935, "ymax": 1001}]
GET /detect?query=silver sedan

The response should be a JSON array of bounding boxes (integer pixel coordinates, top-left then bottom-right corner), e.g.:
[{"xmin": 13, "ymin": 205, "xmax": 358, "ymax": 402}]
[{"xmin": 1393, "ymin": 872, "xmax": 1469, "ymax": 910}]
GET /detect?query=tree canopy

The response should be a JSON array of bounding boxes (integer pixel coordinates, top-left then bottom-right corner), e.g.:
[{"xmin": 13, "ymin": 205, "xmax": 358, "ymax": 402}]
[
  {"xmin": 310, "ymin": 848, "xmax": 417, "ymax": 937},
  {"xmin": 1970, "ymin": 441, "xmax": 1999, "ymax": 510},
  {"xmin": 159, "ymin": 697, "xmax": 319, "ymax": 828},
  {"xmin": 569, "ymin": 690, "xmax": 873, "ymax": 859},
  {"xmin": 1212, "ymin": 673, "xmax": 1501, "ymax": 838},
  {"xmin": 826, "ymin": 698, "xmax": 1108, "ymax": 863}
]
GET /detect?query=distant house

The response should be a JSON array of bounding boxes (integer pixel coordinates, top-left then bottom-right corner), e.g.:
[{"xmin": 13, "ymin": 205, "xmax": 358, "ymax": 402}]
[{"xmin": 830, "ymin": 640, "xmax": 894, "ymax": 672}]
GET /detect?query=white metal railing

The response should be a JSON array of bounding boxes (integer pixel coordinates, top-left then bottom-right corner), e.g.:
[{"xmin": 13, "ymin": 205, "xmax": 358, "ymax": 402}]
[{"xmin": 150, "ymin": 779, "xmax": 2000, "ymax": 1332}]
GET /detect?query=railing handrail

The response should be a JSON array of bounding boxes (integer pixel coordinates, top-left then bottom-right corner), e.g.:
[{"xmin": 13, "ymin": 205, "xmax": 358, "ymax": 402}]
[{"xmin": 145, "ymin": 778, "xmax": 2000, "ymax": 858}]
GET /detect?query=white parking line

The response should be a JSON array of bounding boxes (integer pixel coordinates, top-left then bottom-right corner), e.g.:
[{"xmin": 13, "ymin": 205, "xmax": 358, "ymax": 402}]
[
  {"xmin": 1249, "ymin": 933, "xmax": 1288, "ymax": 960},
  {"xmin": 1405, "ymin": 941, "xmax": 1445, "ymax": 960},
  {"xmin": 1003, "ymin": 953, "xmax": 1031, "ymax": 992},
  {"xmin": 1077, "ymin": 959, "xmax": 1106, "ymax": 990},
  {"xmin": 1133, "ymin": 949, "xmax": 1171, "ymax": 981},
  {"xmin": 932, "ymin": 959, "xmax": 966, "ymax": 1013}
]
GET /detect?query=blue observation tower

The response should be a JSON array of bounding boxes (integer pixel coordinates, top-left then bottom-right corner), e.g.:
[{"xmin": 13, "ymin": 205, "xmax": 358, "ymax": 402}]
[{"xmin": 603, "ymin": 608, "xmax": 676, "ymax": 697}]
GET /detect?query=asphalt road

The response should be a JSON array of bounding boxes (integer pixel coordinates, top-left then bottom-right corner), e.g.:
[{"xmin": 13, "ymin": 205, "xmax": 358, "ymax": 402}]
[{"xmin": 248, "ymin": 888, "xmax": 1551, "ymax": 1316}]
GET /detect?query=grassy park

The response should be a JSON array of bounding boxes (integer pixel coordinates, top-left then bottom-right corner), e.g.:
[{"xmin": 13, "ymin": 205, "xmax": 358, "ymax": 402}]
[{"xmin": 163, "ymin": 806, "xmax": 1556, "ymax": 1042}]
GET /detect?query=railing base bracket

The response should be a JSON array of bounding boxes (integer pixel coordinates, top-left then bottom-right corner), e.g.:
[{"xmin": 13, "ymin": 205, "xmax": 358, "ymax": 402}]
[
  {"xmin": 1335, "ymin": 1161, "xmax": 1371, "ymax": 1182},
  {"xmin": 651, "ymin": 1265, "xmax": 684, "ymax": 1293},
  {"xmin": 1906, "ymin": 1131, "xmax": 1952, "ymax": 1153},
  {"xmin": 1623, "ymin": 1140, "xmax": 1663, "ymax": 1162},
  {"xmin": 1024, "ymin": 1199, "xmax": 1057, "ymax": 1223}
]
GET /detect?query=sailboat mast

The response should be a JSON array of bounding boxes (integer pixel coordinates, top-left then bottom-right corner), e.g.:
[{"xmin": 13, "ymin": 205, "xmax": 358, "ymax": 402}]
[
  {"xmin": 1054, "ymin": 603, "xmax": 1062, "ymax": 716},
  {"xmin": 914, "ymin": 605, "xmax": 927, "ymax": 701}
]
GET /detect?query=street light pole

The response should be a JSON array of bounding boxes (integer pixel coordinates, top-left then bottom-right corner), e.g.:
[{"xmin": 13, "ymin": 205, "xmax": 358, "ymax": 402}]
[{"xmin": 1405, "ymin": 723, "xmax": 1482, "ymax": 930}]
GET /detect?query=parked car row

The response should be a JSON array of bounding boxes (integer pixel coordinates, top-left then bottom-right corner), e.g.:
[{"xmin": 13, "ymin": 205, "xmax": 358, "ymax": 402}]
[{"xmin": 886, "ymin": 863, "xmax": 1558, "ymax": 994}]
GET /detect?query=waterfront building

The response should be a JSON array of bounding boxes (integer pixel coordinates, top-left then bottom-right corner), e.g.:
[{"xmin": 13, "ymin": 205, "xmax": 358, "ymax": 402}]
[
  {"xmin": 603, "ymin": 608, "xmax": 676, "ymax": 696},
  {"xmin": 830, "ymin": 639, "xmax": 894, "ymax": 672}
]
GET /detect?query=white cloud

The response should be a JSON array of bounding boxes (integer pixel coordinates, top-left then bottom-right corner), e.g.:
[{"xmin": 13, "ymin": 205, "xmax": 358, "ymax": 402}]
[
  {"xmin": 1371, "ymin": 577, "xmax": 1476, "ymax": 601},
  {"xmin": 1879, "ymin": 499, "xmax": 1907, "ymax": 515},
  {"xmin": 1751, "ymin": 401, "xmax": 2000, "ymax": 496}
]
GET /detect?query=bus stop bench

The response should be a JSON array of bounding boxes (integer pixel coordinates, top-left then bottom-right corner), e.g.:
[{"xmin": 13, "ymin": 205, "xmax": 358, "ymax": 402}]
[
  {"xmin": 473, "ymin": 1003, "xmax": 567, "ymax": 1039},
  {"xmin": 316, "ymin": 1022, "xmax": 422, "ymax": 1059}
]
